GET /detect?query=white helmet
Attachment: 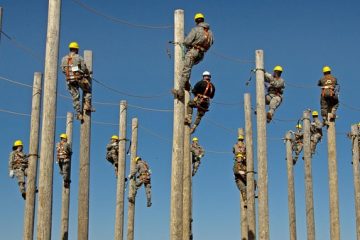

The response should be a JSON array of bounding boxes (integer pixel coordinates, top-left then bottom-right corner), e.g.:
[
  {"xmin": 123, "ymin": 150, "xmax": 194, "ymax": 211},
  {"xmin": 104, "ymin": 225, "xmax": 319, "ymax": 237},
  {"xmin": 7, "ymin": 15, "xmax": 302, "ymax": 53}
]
[{"xmin": 202, "ymin": 71, "xmax": 211, "ymax": 76}]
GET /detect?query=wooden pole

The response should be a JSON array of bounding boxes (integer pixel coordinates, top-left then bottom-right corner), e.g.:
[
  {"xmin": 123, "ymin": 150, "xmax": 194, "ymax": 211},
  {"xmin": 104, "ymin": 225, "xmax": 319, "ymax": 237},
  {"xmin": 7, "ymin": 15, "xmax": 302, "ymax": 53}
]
[
  {"xmin": 238, "ymin": 128, "xmax": 248, "ymax": 240},
  {"xmin": 114, "ymin": 100, "xmax": 127, "ymax": 240},
  {"xmin": 285, "ymin": 131, "xmax": 297, "ymax": 240},
  {"xmin": 36, "ymin": 0, "xmax": 61, "ymax": 238},
  {"xmin": 303, "ymin": 110, "xmax": 315, "ymax": 240},
  {"xmin": 255, "ymin": 49, "xmax": 269, "ymax": 240},
  {"xmin": 60, "ymin": 112, "xmax": 73, "ymax": 240},
  {"xmin": 244, "ymin": 93, "xmax": 256, "ymax": 240},
  {"xmin": 23, "ymin": 72, "xmax": 42, "ymax": 240},
  {"xmin": 327, "ymin": 121, "xmax": 340, "ymax": 239},
  {"xmin": 351, "ymin": 124, "xmax": 360, "ymax": 239},
  {"xmin": 77, "ymin": 50, "xmax": 92, "ymax": 240},
  {"xmin": 182, "ymin": 90, "xmax": 192, "ymax": 240},
  {"xmin": 127, "ymin": 118, "xmax": 138, "ymax": 240},
  {"xmin": 170, "ymin": 9, "xmax": 185, "ymax": 240}
]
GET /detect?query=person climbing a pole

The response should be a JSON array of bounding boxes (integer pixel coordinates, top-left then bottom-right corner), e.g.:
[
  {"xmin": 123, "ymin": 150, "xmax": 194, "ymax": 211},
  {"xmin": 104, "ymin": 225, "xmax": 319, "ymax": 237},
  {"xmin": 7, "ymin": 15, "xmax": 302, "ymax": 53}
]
[
  {"xmin": 185, "ymin": 71, "xmax": 215, "ymax": 134},
  {"xmin": 264, "ymin": 65, "xmax": 285, "ymax": 123},
  {"xmin": 172, "ymin": 13, "xmax": 214, "ymax": 101},
  {"xmin": 9, "ymin": 140, "xmax": 28, "ymax": 199},
  {"xmin": 318, "ymin": 66, "xmax": 339, "ymax": 125},
  {"xmin": 61, "ymin": 41, "xmax": 93, "ymax": 121},
  {"xmin": 233, "ymin": 153, "xmax": 248, "ymax": 207},
  {"xmin": 106, "ymin": 135, "xmax": 120, "ymax": 177},
  {"xmin": 233, "ymin": 134, "xmax": 246, "ymax": 158},
  {"xmin": 310, "ymin": 111, "xmax": 323, "ymax": 156},
  {"xmin": 128, "ymin": 156, "xmax": 152, "ymax": 207},
  {"xmin": 291, "ymin": 124, "xmax": 303, "ymax": 165},
  {"xmin": 191, "ymin": 137, "xmax": 205, "ymax": 176},
  {"xmin": 56, "ymin": 133, "xmax": 72, "ymax": 188}
]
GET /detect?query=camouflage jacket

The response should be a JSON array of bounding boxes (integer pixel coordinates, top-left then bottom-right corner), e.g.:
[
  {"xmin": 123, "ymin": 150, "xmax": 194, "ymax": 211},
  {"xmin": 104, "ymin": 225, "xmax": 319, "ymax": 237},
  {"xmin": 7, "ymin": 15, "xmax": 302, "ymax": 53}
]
[
  {"xmin": 311, "ymin": 118, "xmax": 323, "ymax": 136},
  {"xmin": 106, "ymin": 141, "xmax": 119, "ymax": 155},
  {"xmin": 184, "ymin": 22, "xmax": 214, "ymax": 52},
  {"xmin": 191, "ymin": 142, "xmax": 205, "ymax": 157},
  {"xmin": 233, "ymin": 141, "xmax": 246, "ymax": 156},
  {"xmin": 61, "ymin": 52, "xmax": 89, "ymax": 80},
  {"xmin": 265, "ymin": 72, "xmax": 285, "ymax": 95},
  {"xmin": 56, "ymin": 141, "xmax": 72, "ymax": 160},
  {"xmin": 131, "ymin": 160, "xmax": 151, "ymax": 177},
  {"xmin": 293, "ymin": 130, "xmax": 304, "ymax": 144},
  {"xmin": 9, "ymin": 150, "xmax": 28, "ymax": 171}
]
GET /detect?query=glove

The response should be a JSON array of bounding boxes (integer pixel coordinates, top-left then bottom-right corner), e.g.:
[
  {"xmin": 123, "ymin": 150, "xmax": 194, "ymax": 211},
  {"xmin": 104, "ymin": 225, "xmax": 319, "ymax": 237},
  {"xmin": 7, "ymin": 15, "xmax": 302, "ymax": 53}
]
[
  {"xmin": 9, "ymin": 170, "xmax": 14, "ymax": 178},
  {"xmin": 199, "ymin": 154, "xmax": 204, "ymax": 158},
  {"xmin": 148, "ymin": 169, "xmax": 152, "ymax": 174},
  {"xmin": 239, "ymin": 170, "xmax": 246, "ymax": 175}
]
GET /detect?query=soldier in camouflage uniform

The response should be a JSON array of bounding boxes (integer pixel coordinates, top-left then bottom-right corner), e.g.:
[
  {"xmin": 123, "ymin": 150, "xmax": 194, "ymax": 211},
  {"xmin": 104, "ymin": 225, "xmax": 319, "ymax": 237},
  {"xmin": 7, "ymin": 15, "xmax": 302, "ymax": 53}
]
[
  {"xmin": 106, "ymin": 135, "xmax": 120, "ymax": 176},
  {"xmin": 318, "ymin": 66, "xmax": 339, "ymax": 125},
  {"xmin": 56, "ymin": 133, "xmax": 72, "ymax": 188},
  {"xmin": 172, "ymin": 13, "xmax": 214, "ymax": 100},
  {"xmin": 128, "ymin": 156, "xmax": 152, "ymax": 207},
  {"xmin": 191, "ymin": 137, "xmax": 205, "ymax": 176},
  {"xmin": 292, "ymin": 124, "xmax": 303, "ymax": 165},
  {"xmin": 310, "ymin": 111, "xmax": 323, "ymax": 156},
  {"xmin": 61, "ymin": 41, "xmax": 93, "ymax": 121},
  {"xmin": 233, "ymin": 153, "xmax": 247, "ymax": 207},
  {"xmin": 233, "ymin": 134, "xmax": 246, "ymax": 158},
  {"xmin": 8, "ymin": 140, "xmax": 28, "ymax": 199},
  {"xmin": 264, "ymin": 66, "xmax": 285, "ymax": 123}
]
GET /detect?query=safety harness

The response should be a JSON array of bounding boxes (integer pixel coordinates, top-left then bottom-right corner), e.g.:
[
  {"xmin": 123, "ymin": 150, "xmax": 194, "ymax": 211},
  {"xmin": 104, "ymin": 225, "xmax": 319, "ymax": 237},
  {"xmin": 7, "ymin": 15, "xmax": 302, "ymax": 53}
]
[
  {"xmin": 57, "ymin": 142, "xmax": 71, "ymax": 161},
  {"xmin": 65, "ymin": 54, "xmax": 85, "ymax": 82},
  {"xmin": 321, "ymin": 75, "xmax": 337, "ymax": 97},
  {"xmin": 193, "ymin": 27, "xmax": 212, "ymax": 52},
  {"xmin": 194, "ymin": 80, "xmax": 213, "ymax": 111}
]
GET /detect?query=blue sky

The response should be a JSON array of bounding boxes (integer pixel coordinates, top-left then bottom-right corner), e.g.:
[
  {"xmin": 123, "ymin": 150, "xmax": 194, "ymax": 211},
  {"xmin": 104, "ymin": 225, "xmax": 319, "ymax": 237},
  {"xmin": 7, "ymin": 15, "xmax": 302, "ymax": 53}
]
[{"xmin": 1, "ymin": 0, "xmax": 360, "ymax": 239}]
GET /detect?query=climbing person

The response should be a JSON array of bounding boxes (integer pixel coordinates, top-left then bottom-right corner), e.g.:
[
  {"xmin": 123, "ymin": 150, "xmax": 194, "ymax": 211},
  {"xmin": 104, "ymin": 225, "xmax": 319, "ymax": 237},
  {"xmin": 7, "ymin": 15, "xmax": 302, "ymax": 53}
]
[
  {"xmin": 310, "ymin": 111, "xmax": 323, "ymax": 156},
  {"xmin": 291, "ymin": 124, "xmax": 303, "ymax": 165},
  {"xmin": 61, "ymin": 41, "xmax": 93, "ymax": 121},
  {"xmin": 185, "ymin": 71, "xmax": 215, "ymax": 134},
  {"xmin": 191, "ymin": 137, "xmax": 205, "ymax": 176},
  {"xmin": 128, "ymin": 156, "xmax": 152, "ymax": 207},
  {"xmin": 106, "ymin": 135, "xmax": 119, "ymax": 176},
  {"xmin": 318, "ymin": 66, "xmax": 339, "ymax": 125},
  {"xmin": 9, "ymin": 140, "xmax": 28, "ymax": 199},
  {"xmin": 264, "ymin": 66, "xmax": 285, "ymax": 123},
  {"xmin": 172, "ymin": 13, "xmax": 214, "ymax": 100},
  {"xmin": 233, "ymin": 134, "xmax": 246, "ymax": 158},
  {"xmin": 56, "ymin": 133, "xmax": 72, "ymax": 188},
  {"xmin": 233, "ymin": 153, "xmax": 248, "ymax": 207}
]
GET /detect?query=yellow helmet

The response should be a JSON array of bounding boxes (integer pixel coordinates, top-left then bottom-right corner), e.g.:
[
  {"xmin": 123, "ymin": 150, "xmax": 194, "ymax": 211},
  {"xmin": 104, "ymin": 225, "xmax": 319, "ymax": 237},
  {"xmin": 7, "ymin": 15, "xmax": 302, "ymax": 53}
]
[
  {"xmin": 322, "ymin": 66, "xmax": 331, "ymax": 73},
  {"xmin": 111, "ymin": 135, "xmax": 119, "ymax": 140},
  {"xmin": 296, "ymin": 124, "xmax": 302, "ymax": 129},
  {"xmin": 13, "ymin": 140, "xmax": 23, "ymax": 147},
  {"xmin": 238, "ymin": 135, "xmax": 244, "ymax": 140},
  {"xmin": 60, "ymin": 133, "xmax": 67, "ymax": 139},
  {"xmin": 312, "ymin": 111, "xmax": 319, "ymax": 116},
  {"xmin": 68, "ymin": 41, "xmax": 79, "ymax": 49},
  {"xmin": 134, "ymin": 156, "xmax": 141, "ymax": 162},
  {"xmin": 192, "ymin": 137, "xmax": 198, "ymax": 141},
  {"xmin": 194, "ymin": 13, "xmax": 205, "ymax": 21},
  {"xmin": 273, "ymin": 65, "xmax": 283, "ymax": 72},
  {"xmin": 236, "ymin": 153, "xmax": 243, "ymax": 158}
]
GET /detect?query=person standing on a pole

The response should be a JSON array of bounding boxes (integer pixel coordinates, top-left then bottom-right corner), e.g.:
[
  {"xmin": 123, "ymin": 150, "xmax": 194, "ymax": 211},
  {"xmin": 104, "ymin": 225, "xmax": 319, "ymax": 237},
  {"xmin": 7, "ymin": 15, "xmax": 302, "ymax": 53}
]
[
  {"xmin": 9, "ymin": 140, "xmax": 28, "ymax": 199},
  {"xmin": 56, "ymin": 133, "xmax": 72, "ymax": 188}
]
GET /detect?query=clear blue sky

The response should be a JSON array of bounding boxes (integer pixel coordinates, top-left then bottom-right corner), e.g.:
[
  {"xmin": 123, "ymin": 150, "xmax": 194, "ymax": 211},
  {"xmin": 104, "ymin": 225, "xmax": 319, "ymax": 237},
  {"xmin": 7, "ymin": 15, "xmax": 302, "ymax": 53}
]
[{"xmin": 1, "ymin": 0, "xmax": 360, "ymax": 239}]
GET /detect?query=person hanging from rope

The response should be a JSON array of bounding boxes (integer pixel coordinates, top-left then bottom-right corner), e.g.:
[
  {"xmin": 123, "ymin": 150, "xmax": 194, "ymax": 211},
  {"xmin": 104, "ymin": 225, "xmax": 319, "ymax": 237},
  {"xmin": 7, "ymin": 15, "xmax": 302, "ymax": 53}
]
[
  {"xmin": 318, "ymin": 66, "xmax": 339, "ymax": 125},
  {"xmin": 106, "ymin": 135, "xmax": 120, "ymax": 177},
  {"xmin": 233, "ymin": 134, "xmax": 246, "ymax": 159},
  {"xmin": 9, "ymin": 140, "xmax": 28, "ymax": 199},
  {"xmin": 61, "ymin": 41, "xmax": 93, "ymax": 121},
  {"xmin": 185, "ymin": 71, "xmax": 216, "ymax": 134},
  {"xmin": 191, "ymin": 137, "xmax": 205, "ymax": 176},
  {"xmin": 172, "ymin": 13, "xmax": 214, "ymax": 100},
  {"xmin": 291, "ymin": 124, "xmax": 303, "ymax": 165},
  {"xmin": 128, "ymin": 156, "xmax": 152, "ymax": 207},
  {"xmin": 264, "ymin": 65, "xmax": 285, "ymax": 123},
  {"xmin": 56, "ymin": 133, "xmax": 72, "ymax": 188},
  {"xmin": 310, "ymin": 111, "xmax": 323, "ymax": 156}
]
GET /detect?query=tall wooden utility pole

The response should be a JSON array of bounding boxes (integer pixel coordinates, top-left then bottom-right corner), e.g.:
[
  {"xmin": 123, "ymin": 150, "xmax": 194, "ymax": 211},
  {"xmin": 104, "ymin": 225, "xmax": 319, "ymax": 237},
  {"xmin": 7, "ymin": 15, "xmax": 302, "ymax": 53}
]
[
  {"xmin": 170, "ymin": 9, "xmax": 185, "ymax": 240},
  {"xmin": 285, "ymin": 131, "xmax": 297, "ymax": 240},
  {"xmin": 244, "ymin": 93, "xmax": 256, "ymax": 240},
  {"xmin": 351, "ymin": 124, "xmax": 360, "ymax": 239},
  {"xmin": 255, "ymin": 49, "xmax": 269, "ymax": 240},
  {"xmin": 115, "ymin": 100, "xmax": 128, "ymax": 240},
  {"xmin": 327, "ymin": 120, "xmax": 340, "ymax": 239},
  {"xmin": 78, "ymin": 50, "xmax": 93, "ymax": 240},
  {"xmin": 127, "ymin": 118, "xmax": 138, "ymax": 240},
  {"xmin": 303, "ymin": 110, "xmax": 315, "ymax": 240},
  {"xmin": 60, "ymin": 112, "xmax": 73, "ymax": 240},
  {"xmin": 36, "ymin": 0, "xmax": 61, "ymax": 238},
  {"xmin": 23, "ymin": 72, "xmax": 42, "ymax": 240},
  {"xmin": 238, "ymin": 128, "xmax": 248, "ymax": 240},
  {"xmin": 182, "ymin": 90, "xmax": 192, "ymax": 240}
]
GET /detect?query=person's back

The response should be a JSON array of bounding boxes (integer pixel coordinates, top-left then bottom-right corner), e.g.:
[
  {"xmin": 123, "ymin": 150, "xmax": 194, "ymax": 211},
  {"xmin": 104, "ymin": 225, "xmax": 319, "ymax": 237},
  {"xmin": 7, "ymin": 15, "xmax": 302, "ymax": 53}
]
[
  {"xmin": 184, "ymin": 22, "xmax": 214, "ymax": 52},
  {"xmin": 192, "ymin": 79, "xmax": 215, "ymax": 99}
]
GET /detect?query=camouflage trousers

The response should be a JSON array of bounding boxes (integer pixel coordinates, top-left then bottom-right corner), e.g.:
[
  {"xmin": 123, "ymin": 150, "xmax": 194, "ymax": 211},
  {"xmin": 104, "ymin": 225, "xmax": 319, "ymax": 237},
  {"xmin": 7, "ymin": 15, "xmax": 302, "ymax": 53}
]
[
  {"xmin": 265, "ymin": 94, "xmax": 282, "ymax": 115},
  {"xmin": 180, "ymin": 48, "xmax": 204, "ymax": 90},
  {"xmin": 58, "ymin": 159, "xmax": 71, "ymax": 183},
  {"xmin": 320, "ymin": 95, "xmax": 339, "ymax": 119},
  {"xmin": 292, "ymin": 142, "xmax": 303, "ymax": 162},
  {"xmin": 235, "ymin": 174, "xmax": 247, "ymax": 204},
  {"xmin": 192, "ymin": 155, "xmax": 201, "ymax": 176},
  {"xmin": 106, "ymin": 152, "xmax": 118, "ymax": 175},
  {"xmin": 310, "ymin": 133, "xmax": 322, "ymax": 155},
  {"xmin": 14, "ymin": 168, "xmax": 27, "ymax": 194},
  {"xmin": 67, "ymin": 78, "xmax": 92, "ymax": 114},
  {"xmin": 131, "ymin": 176, "xmax": 151, "ymax": 203},
  {"xmin": 187, "ymin": 96, "xmax": 210, "ymax": 127}
]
